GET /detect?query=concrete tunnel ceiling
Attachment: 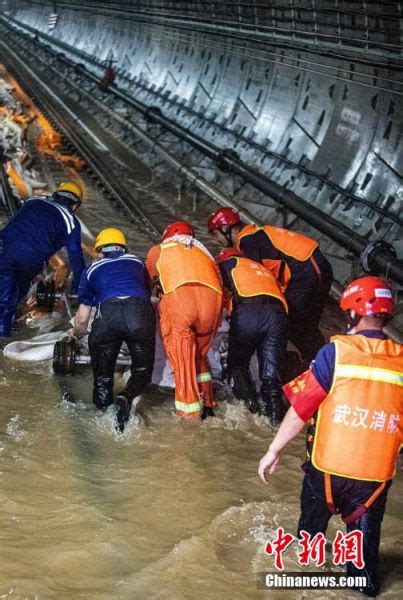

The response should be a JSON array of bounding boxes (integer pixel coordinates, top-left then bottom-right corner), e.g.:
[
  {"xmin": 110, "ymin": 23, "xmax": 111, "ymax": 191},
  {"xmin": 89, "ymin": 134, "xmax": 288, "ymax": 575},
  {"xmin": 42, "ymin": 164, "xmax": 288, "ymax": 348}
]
[{"xmin": 2, "ymin": 1, "xmax": 402, "ymax": 282}]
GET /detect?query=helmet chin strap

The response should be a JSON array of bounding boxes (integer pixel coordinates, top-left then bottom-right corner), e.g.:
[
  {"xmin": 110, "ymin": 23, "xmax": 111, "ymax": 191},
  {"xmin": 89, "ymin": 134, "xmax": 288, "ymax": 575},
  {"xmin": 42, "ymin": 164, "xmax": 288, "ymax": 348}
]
[
  {"xmin": 346, "ymin": 310, "xmax": 361, "ymax": 333},
  {"xmin": 220, "ymin": 225, "xmax": 234, "ymax": 246}
]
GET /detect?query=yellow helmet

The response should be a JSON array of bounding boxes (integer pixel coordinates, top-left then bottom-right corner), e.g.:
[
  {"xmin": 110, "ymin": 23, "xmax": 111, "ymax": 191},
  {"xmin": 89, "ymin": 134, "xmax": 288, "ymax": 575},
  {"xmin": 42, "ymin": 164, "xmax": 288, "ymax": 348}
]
[
  {"xmin": 94, "ymin": 228, "xmax": 127, "ymax": 252},
  {"xmin": 57, "ymin": 181, "xmax": 83, "ymax": 203}
]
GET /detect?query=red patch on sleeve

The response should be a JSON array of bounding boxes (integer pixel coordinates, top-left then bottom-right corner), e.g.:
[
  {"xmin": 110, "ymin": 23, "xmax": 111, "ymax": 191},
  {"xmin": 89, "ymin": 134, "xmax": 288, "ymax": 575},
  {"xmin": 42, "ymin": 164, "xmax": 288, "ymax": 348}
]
[{"xmin": 283, "ymin": 369, "xmax": 327, "ymax": 421}]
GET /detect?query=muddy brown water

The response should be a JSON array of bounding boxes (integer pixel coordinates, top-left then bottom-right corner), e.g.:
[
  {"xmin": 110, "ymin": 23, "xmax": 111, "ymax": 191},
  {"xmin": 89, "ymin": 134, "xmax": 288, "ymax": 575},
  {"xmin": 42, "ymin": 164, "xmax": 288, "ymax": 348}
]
[{"xmin": 0, "ymin": 311, "xmax": 401, "ymax": 599}]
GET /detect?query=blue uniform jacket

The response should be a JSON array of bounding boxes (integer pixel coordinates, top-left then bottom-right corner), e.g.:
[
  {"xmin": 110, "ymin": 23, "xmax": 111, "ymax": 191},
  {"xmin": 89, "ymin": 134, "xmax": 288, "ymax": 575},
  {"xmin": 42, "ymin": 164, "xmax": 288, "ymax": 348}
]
[
  {"xmin": 312, "ymin": 330, "xmax": 388, "ymax": 392},
  {"xmin": 0, "ymin": 195, "xmax": 84, "ymax": 291},
  {"xmin": 78, "ymin": 251, "xmax": 150, "ymax": 307}
]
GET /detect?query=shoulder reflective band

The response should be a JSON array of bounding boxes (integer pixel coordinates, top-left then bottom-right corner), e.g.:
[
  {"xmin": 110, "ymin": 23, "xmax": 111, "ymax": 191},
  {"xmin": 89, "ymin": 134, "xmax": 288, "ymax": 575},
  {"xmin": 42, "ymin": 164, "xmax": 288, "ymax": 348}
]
[{"xmin": 335, "ymin": 364, "xmax": 403, "ymax": 386}]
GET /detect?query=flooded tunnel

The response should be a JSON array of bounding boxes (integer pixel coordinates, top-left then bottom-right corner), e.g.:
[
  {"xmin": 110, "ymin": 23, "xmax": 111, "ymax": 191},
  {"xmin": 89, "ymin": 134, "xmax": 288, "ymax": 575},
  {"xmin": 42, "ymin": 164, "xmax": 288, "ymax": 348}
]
[{"xmin": 0, "ymin": 1, "xmax": 402, "ymax": 598}]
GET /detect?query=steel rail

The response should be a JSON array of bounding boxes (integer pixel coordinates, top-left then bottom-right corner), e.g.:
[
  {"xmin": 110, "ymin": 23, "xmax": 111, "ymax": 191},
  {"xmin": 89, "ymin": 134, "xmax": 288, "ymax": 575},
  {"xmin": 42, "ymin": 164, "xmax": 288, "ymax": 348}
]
[
  {"xmin": 2, "ymin": 22, "xmax": 402, "ymax": 284},
  {"xmin": 0, "ymin": 42, "xmax": 163, "ymax": 243},
  {"xmin": 1, "ymin": 32, "xmax": 257, "ymax": 231},
  {"xmin": 3, "ymin": 15, "xmax": 402, "ymax": 228}
]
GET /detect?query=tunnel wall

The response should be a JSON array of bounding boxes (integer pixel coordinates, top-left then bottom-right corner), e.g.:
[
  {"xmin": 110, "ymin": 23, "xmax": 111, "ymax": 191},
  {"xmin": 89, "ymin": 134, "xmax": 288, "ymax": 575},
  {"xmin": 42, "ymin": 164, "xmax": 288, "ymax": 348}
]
[{"xmin": 4, "ymin": 1, "xmax": 402, "ymax": 251}]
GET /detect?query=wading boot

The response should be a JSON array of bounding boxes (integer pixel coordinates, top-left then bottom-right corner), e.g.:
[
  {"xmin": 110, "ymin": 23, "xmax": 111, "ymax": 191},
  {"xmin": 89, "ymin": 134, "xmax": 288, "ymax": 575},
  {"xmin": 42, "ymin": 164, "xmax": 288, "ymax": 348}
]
[
  {"xmin": 201, "ymin": 406, "xmax": 215, "ymax": 420},
  {"xmin": 115, "ymin": 394, "xmax": 132, "ymax": 432},
  {"xmin": 261, "ymin": 379, "xmax": 286, "ymax": 426},
  {"xmin": 243, "ymin": 390, "xmax": 261, "ymax": 414}
]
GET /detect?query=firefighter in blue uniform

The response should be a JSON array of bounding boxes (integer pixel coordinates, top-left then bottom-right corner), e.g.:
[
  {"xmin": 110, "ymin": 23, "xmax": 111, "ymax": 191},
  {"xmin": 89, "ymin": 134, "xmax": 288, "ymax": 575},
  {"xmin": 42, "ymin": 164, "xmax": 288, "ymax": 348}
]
[
  {"xmin": 0, "ymin": 182, "xmax": 85, "ymax": 337},
  {"xmin": 72, "ymin": 228, "xmax": 156, "ymax": 431}
]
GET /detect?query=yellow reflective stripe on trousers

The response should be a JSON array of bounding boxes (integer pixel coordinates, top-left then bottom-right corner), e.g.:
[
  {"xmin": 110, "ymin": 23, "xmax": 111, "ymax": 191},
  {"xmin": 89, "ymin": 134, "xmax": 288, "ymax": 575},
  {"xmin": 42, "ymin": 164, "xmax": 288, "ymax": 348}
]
[
  {"xmin": 197, "ymin": 372, "xmax": 212, "ymax": 383},
  {"xmin": 336, "ymin": 364, "xmax": 403, "ymax": 386},
  {"xmin": 175, "ymin": 400, "xmax": 203, "ymax": 413}
]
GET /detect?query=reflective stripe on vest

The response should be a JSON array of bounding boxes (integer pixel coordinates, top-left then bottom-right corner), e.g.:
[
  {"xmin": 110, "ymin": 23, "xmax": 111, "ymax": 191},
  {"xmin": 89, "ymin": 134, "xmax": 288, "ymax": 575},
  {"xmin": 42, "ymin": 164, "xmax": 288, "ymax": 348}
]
[
  {"xmin": 311, "ymin": 335, "xmax": 403, "ymax": 482},
  {"xmin": 335, "ymin": 364, "xmax": 403, "ymax": 386},
  {"xmin": 175, "ymin": 399, "xmax": 203, "ymax": 414},
  {"xmin": 239, "ymin": 224, "xmax": 318, "ymax": 261},
  {"xmin": 231, "ymin": 257, "xmax": 288, "ymax": 313},
  {"xmin": 157, "ymin": 242, "xmax": 222, "ymax": 294}
]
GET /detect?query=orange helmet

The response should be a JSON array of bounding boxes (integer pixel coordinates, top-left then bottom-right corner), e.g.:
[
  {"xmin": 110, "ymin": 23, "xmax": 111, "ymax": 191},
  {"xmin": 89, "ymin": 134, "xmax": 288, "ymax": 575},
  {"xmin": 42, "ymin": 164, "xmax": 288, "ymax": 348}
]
[
  {"xmin": 340, "ymin": 276, "xmax": 395, "ymax": 317},
  {"xmin": 216, "ymin": 248, "xmax": 242, "ymax": 264},
  {"xmin": 207, "ymin": 207, "xmax": 240, "ymax": 233},
  {"xmin": 162, "ymin": 221, "xmax": 194, "ymax": 241}
]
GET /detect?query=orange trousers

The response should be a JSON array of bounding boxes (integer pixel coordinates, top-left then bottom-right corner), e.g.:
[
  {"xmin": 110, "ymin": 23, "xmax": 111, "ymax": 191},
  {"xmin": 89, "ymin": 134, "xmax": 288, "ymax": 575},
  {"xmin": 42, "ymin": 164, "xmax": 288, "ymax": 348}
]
[{"xmin": 159, "ymin": 284, "xmax": 223, "ymax": 419}]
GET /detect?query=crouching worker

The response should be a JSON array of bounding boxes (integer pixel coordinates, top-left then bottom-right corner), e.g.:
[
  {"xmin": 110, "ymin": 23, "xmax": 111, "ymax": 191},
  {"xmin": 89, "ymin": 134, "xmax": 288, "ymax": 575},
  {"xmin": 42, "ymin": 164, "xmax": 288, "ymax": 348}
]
[
  {"xmin": 0, "ymin": 182, "xmax": 85, "ymax": 337},
  {"xmin": 258, "ymin": 277, "xmax": 402, "ymax": 597},
  {"xmin": 216, "ymin": 248, "xmax": 288, "ymax": 424},
  {"xmin": 72, "ymin": 228, "xmax": 156, "ymax": 431},
  {"xmin": 146, "ymin": 221, "xmax": 223, "ymax": 420}
]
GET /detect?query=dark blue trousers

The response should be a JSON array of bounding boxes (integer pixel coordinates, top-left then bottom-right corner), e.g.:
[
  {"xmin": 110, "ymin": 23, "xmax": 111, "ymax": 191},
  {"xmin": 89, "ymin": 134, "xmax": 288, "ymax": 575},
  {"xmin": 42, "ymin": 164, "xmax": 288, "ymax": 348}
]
[
  {"xmin": 227, "ymin": 299, "xmax": 287, "ymax": 422},
  {"xmin": 0, "ymin": 238, "xmax": 42, "ymax": 336}
]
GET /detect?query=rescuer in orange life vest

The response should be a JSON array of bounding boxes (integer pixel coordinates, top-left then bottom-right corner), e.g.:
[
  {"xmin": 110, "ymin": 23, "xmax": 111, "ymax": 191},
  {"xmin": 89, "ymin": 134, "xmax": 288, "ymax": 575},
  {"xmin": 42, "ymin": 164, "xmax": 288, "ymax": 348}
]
[
  {"xmin": 258, "ymin": 276, "xmax": 402, "ymax": 597},
  {"xmin": 216, "ymin": 248, "xmax": 288, "ymax": 425},
  {"xmin": 207, "ymin": 207, "xmax": 334, "ymax": 363},
  {"xmin": 146, "ymin": 221, "xmax": 223, "ymax": 420}
]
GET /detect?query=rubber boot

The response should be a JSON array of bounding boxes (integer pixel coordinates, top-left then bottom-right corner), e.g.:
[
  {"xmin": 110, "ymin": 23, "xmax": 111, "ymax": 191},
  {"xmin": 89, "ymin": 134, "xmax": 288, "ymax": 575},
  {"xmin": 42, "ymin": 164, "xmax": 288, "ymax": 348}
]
[
  {"xmin": 230, "ymin": 365, "xmax": 261, "ymax": 414},
  {"xmin": 115, "ymin": 394, "xmax": 132, "ymax": 432},
  {"xmin": 261, "ymin": 378, "xmax": 286, "ymax": 426},
  {"xmin": 201, "ymin": 406, "xmax": 215, "ymax": 420},
  {"xmin": 243, "ymin": 389, "xmax": 261, "ymax": 414},
  {"xmin": 93, "ymin": 376, "xmax": 114, "ymax": 411}
]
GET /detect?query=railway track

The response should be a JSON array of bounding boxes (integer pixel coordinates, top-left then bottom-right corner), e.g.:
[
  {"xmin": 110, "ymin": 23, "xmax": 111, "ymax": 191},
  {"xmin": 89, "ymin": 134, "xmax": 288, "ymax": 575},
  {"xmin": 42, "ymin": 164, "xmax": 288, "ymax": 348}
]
[
  {"xmin": 2, "ymin": 19, "xmax": 403, "ymax": 282},
  {"xmin": 1, "ymin": 39, "xmax": 403, "ymax": 344},
  {"xmin": 0, "ymin": 21, "xmax": 243, "ymax": 256},
  {"xmin": 0, "ymin": 47, "xmax": 220, "ymax": 259},
  {"xmin": 1, "ymin": 17, "xmax": 402, "ymax": 287},
  {"xmin": 2, "ymin": 14, "xmax": 402, "ymax": 230},
  {"xmin": 1, "ymin": 48, "xmax": 164, "ymax": 244}
]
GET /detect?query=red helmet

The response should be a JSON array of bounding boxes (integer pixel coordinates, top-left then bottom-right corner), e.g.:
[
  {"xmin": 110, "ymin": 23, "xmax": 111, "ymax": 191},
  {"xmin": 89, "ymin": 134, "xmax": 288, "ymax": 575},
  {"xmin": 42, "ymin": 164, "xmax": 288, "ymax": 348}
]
[
  {"xmin": 162, "ymin": 221, "xmax": 194, "ymax": 241},
  {"xmin": 207, "ymin": 207, "xmax": 240, "ymax": 233},
  {"xmin": 216, "ymin": 248, "xmax": 242, "ymax": 264},
  {"xmin": 340, "ymin": 276, "xmax": 395, "ymax": 316}
]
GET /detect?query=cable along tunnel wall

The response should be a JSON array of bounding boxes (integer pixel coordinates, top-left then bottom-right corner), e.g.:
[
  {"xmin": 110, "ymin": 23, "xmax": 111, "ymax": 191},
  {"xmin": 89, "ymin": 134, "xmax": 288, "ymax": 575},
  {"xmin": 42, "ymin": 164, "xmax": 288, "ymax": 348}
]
[{"xmin": 2, "ymin": 1, "xmax": 402, "ymax": 284}]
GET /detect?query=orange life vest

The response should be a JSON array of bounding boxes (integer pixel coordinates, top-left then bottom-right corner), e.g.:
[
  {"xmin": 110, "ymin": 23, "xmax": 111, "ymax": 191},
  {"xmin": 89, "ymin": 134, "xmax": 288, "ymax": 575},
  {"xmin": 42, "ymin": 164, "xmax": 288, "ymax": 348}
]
[
  {"xmin": 311, "ymin": 334, "xmax": 403, "ymax": 482},
  {"xmin": 157, "ymin": 241, "xmax": 222, "ymax": 294},
  {"xmin": 230, "ymin": 257, "xmax": 288, "ymax": 313},
  {"xmin": 238, "ymin": 225, "xmax": 319, "ymax": 289}
]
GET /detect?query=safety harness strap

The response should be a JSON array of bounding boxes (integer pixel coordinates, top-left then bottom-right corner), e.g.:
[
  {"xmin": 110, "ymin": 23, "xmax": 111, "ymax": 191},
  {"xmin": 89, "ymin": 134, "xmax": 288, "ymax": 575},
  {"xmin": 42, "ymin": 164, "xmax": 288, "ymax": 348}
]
[
  {"xmin": 324, "ymin": 473, "xmax": 337, "ymax": 514},
  {"xmin": 343, "ymin": 481, "xmax": 387, "ymax": 524},
  {"xmin": 310, "ymin": 255, "xmax": 321, "ymax": 278},
  {"xmin": 324, "ymin": 473, "xmax": 386, "ymax": 523}
]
